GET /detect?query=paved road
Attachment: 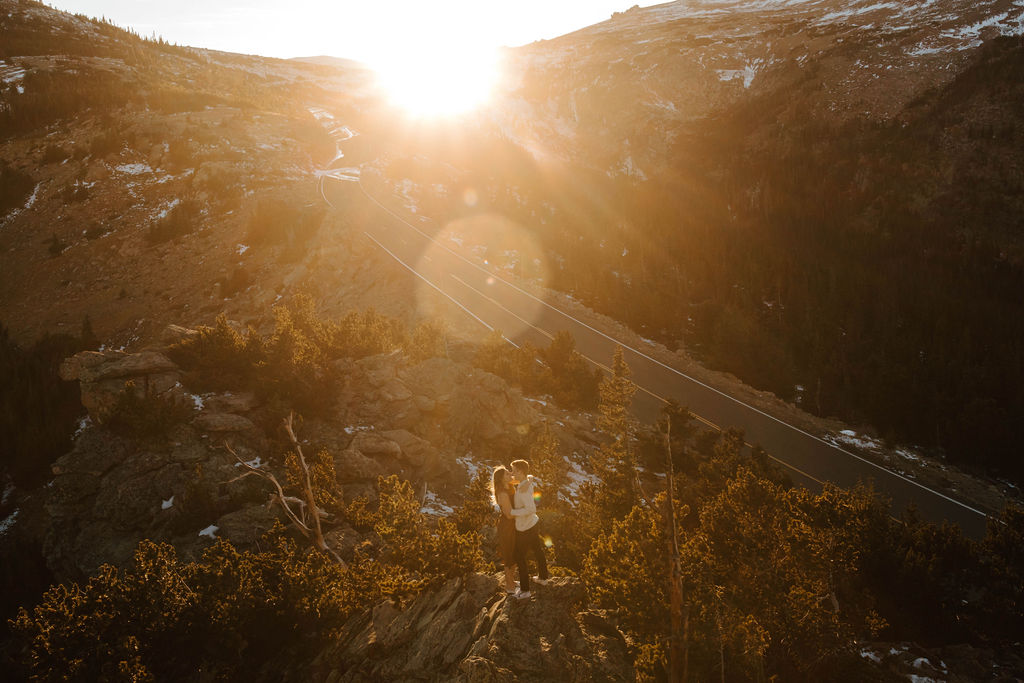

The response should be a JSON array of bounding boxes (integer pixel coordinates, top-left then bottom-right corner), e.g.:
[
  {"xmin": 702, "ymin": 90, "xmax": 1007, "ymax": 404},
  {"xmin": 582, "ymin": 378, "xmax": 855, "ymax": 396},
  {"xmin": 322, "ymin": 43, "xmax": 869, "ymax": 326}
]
[{"xmin": 320, "ymin": 175, "xmax": 991, "ymax": 540}]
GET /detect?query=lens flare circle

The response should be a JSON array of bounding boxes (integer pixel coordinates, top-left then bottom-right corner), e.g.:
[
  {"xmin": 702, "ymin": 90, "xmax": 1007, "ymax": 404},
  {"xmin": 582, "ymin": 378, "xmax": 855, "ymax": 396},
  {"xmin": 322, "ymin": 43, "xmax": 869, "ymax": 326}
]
[{"xmin": 413, "ymin": 213, "xmax": 549, "ymax": 341}]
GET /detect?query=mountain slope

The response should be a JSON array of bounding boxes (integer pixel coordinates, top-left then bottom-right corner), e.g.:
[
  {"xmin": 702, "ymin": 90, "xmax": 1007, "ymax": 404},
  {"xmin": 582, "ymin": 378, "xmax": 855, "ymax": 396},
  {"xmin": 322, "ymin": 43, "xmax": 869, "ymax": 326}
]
[
  {"xmin": 2, "ymin": 0, "xmax": 1022, "ymax": 482},
  {"xmin": 0, "ymin": 0, "xmax": 411, "ymax": 347},
  {"xmin": 430, "ymin": 0, "xmax": 1023, "ymax": 478}
]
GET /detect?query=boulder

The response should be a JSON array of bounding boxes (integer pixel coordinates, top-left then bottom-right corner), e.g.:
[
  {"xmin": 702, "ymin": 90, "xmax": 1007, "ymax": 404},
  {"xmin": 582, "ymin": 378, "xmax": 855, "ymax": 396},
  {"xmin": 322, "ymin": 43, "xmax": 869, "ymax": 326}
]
[
  {"xmin": 91, "ymin": 451, "xmax": 185, "ymax": 531},
  {"xmin": 194, "ymin": 412, "xmax": 257, "ymax": 433},
  {"xmin": 399, "ymin": 357, "xmax": 461, "ymax": 403},
  {"xmin": 60, "ymin": 350, "xmax": 184, "ymax": 423},
  {"xmin": 381, "ymin": 429, "xmax": 440, "ymax": 471},
  {"xmin": 444, "ymin": 370, "xmax": 537, "ymax": 445},
  {"xmin": 78, "ymin": 351, "xmax": 177, "ymax": 383},
  {"xmin": 43, "ymin": 429, "xmax": 194, "ymax": 577},
  {"xmin": 59, "ymin": 351, "xmax": 109, "ymax": 381},
  {"xmin": 379, "ymin": 378, "xmax": 412, "ymax": 403},
  {"xmin": 204, "ymin": 391, "xmax": 259, "ymax": 414},
  {"xmin": 334, "ymin": 448, "xmax": 386, "ymax": 482},
  {"xmin": 349, "ymin": 431, "xmax": 401, "ymax": 459},
  {"xmin": 342, "ymin": 481, "xmax": 378, "ymax": 506},
  {"xmin": 356, "ymin": 351, "xmax": 402, "ymax": 388},
  {"xmin": 162, "ymin": 324, "xmax": 199, "ymax": 346},
  {"xmin": 215, "ymin": 505, "xmax": 283, "ymax": 547},
  {"xmin": 310, "ymin": 575, "xmax": 633, "ymax": 682}
]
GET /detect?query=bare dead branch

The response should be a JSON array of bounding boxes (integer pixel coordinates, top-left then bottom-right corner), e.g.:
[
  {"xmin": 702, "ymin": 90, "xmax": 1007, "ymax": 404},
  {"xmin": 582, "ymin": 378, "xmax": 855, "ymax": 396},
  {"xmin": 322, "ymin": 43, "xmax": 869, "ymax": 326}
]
[
  {"xmin": 282, "ymin": 412, "xmax": 346, "ymax": 566},
  {"xmin": 223, "ymin": 419, "xmax": 346, "ymax": 567},
  {"xmin": 226, "ymin": 442, "xmax": 313, "ymax": 538}
]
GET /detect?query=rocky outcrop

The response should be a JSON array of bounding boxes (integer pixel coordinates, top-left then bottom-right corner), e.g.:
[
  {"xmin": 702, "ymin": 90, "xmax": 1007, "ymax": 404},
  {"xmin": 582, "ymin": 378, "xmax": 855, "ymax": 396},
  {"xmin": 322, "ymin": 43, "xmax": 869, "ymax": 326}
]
[
  {"xmin": 44, "ymin": 338, "xmax": 580, "ymax": 581},
  {"xmin": 46, "ymin": 341, "xmax": 277, "ymax": 576},
  {"xmin": 59, "ymin": 349, "xmax": 183, "ymax": 423},
  {"xmin": 312, "ymin": 574, "xmax": 634, "ymax": 682},
  {"xmin": 333, "ymin": 448, "xmax": 386, "ymax": 482},
  {"xmin": 193, "ymin": 412, "xmax": 258, "ymax": 434},
  {"xmin": 44, "ymin": 427, "xmax": 193, "ymax": 577}
]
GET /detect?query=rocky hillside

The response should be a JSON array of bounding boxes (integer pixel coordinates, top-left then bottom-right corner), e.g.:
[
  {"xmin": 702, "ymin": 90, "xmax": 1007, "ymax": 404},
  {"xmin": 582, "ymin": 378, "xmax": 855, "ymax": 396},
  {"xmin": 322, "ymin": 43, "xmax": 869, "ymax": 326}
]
[
  {"xmin": 0, "ymin": 314, "xmax": 638, "ymax": 680},
  {"xmin": 1, "ymin": 317, "xmax": 605, "ymax": 578},
  {"xmin": 492, "ymin": 0, "xmax": 1024, "ymax": 179},
  {"xmin": 0, "ymin": 0, "xmax": 420, "ymax": 348},
  {"xmin": 4, "ymin": 0, "xmax": 1023, "ymax": 482}
]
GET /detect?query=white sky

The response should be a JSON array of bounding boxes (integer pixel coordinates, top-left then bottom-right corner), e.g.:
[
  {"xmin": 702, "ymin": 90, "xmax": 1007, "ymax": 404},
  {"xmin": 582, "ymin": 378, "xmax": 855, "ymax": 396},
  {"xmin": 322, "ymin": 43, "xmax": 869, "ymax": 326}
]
[{"xmin": 45, "ymin": 1, "xmax": 657, "ymax": 64}]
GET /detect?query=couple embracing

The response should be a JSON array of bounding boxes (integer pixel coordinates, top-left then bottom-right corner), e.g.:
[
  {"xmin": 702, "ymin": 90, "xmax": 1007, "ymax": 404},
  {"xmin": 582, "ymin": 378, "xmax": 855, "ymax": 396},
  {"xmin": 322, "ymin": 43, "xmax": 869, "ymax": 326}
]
[{"xmin": 492, "ymin": 459, "xmax": 550, "ymax": 600}]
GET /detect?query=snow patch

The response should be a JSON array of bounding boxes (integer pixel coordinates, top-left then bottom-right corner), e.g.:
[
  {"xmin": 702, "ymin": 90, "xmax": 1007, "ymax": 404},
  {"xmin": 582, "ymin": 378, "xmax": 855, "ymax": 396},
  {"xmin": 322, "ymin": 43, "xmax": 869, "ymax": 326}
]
[
  {"xmin": 0, "ymin": 61, "xmax": 26, "ymax": 84},
  {"xmin": 198, "ymin": 524, "xmax": 219, "ymax": 539},
  {"xmin": 563, "ymin": 455, "xmax": 600, "ymax": 500},
  {"xmin": 115, "ymin": 163, "xmax": 153, "ymax": 175},
  {"xmin": 1, "ymin": 182, "xmax": 43, "ymax": 227},
  {"xmin": 234, "ymin": 455, "xmax": 264, "ymax": 469},
  {"xmin": 946, "ymin": 11, "xmax": 1010, "ymax": 42},
  {"xmin": 829, "ymin": 429, "xmax": 886, "ymax": 453},
  {"xmin": 420, "ymin": 489, "xmax": 455, "ymax": 517},
  {"xmin": 906, "ymin": 43, "xmax": 947, "ymax": 56},
  {"xmin": 614, "ymin": 155, "xmax": 647, "ymax": 180},
  {"xmin": 161, "ymin": 496, "xmax": 175, "ymax": 510},
  {"xmin": 458, "ymin": 455, "xmax": 484, "ymax": 482},
  {"xmin": 0, "ymin": 509, "xmax": 18, "ymax": 537},
  {"xmin": 236, "ymin": 244, "xmax": 249, "ymax": 255},
  {"xmin": 74, "ymin": 415, "xmax": 93, "ymax": 438},
  {"xmin": 816, "ymin": 1, "xmax": 900, "ymax": 24},
  {"xmin": 153, "ymin": 198, "xmax": 181, "ymax": 221}
]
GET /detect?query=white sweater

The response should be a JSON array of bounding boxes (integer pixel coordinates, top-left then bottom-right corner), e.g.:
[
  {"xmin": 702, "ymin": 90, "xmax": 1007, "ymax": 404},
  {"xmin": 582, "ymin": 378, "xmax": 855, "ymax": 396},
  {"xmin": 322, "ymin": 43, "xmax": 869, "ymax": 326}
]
[{"xmin": 510, "ymin": 475, "xmax": 539, "ymax": 531}]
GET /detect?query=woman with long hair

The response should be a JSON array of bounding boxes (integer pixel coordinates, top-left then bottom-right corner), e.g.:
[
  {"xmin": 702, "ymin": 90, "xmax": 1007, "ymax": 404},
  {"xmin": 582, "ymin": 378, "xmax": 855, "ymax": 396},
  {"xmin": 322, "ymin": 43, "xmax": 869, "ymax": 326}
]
[{"xmin": 492, "ymin": 465, "xmax": 518, "ymax": 594}]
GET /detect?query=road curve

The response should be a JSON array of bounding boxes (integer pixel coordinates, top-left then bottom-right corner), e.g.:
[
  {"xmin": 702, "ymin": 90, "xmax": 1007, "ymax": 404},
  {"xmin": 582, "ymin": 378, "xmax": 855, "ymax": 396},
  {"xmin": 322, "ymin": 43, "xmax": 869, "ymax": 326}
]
[{"xmin": 320, "ymin": 175, "xmax": 991, "ymax": 540}]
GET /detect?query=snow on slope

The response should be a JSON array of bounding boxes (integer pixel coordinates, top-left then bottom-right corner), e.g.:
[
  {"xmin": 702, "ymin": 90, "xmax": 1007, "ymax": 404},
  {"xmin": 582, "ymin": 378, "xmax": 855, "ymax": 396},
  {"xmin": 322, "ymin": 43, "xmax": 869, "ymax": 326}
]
[{"xmin": 490, "ymin": 0, "xmax": 1024, "ymax": 176}]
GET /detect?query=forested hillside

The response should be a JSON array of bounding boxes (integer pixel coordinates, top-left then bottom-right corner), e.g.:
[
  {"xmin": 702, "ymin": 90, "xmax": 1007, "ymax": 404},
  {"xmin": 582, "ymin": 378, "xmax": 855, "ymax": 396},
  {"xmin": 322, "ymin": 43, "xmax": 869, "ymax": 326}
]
[{"xmin": 372, "ymin": 30, "xmax": 1024, "ymax": 482}]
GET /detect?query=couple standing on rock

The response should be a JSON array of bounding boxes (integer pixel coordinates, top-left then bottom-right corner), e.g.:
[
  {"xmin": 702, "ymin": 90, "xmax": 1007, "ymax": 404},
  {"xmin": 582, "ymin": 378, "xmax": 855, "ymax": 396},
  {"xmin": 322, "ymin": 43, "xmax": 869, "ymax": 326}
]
[{"xmin": 492, "ymin": 459, "xmax": 550, "ymax": 600}]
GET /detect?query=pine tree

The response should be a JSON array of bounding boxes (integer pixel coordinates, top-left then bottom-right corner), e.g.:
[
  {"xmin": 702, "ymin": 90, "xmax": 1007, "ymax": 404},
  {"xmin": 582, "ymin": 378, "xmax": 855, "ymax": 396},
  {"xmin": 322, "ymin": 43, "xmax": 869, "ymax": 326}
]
[
  {"xmin": 592, "ymin": 346, "xmax": 638, "ymax": 515},
  {"xmin": 529, "ymin": 422, "xmax": 568, "ymax": 496}
]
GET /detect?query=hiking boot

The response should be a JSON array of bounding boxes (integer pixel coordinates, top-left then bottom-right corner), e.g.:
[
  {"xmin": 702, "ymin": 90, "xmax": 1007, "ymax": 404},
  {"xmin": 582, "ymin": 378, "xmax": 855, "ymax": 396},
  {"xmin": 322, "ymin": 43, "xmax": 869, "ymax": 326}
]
[
  {"xmin": 514, "ymin": 590, "xmax": 532, "ymax": 600},
  {"xmin": 533, "ymin": 577, "xmax": 549, "ymax": 586}
]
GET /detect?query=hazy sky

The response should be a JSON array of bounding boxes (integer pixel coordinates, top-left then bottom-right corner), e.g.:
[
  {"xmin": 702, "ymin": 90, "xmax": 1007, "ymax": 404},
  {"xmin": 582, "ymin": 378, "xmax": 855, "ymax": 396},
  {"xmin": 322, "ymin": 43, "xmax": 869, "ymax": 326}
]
[{"xmin": 46, "ymin": 1, "xmax": 655, "ymax": 64}]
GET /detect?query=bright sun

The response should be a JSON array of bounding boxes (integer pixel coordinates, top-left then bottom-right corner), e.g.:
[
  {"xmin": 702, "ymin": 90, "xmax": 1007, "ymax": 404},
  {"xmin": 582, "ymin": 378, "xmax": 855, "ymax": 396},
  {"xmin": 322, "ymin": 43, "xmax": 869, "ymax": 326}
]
[{"xmin": 371, "ymin": 45, "xmax": 499, "ymax": 118}]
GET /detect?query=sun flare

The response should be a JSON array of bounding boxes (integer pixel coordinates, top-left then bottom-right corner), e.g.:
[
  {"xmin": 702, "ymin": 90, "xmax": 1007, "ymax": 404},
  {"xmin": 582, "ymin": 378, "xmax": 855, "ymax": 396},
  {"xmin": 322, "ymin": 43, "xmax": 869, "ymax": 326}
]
[{"xmin": 371, "ymin": 45, "xmax": 499, "ymax": 118}]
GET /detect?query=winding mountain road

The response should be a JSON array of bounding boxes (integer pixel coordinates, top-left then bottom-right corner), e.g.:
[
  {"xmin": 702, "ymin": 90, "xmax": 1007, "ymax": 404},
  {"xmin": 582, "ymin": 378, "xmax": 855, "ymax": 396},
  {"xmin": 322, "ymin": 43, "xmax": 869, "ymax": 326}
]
[{"xmin": 317, "ymin": 157, "xmax": 991, "ymax": 541}]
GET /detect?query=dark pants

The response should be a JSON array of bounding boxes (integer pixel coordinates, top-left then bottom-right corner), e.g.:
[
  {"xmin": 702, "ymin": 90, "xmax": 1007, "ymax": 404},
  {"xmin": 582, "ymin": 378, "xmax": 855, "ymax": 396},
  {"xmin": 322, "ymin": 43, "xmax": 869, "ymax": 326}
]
[{"xmin": 514, "ymin": 523, "xmax": 549, "ymax": 592}]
